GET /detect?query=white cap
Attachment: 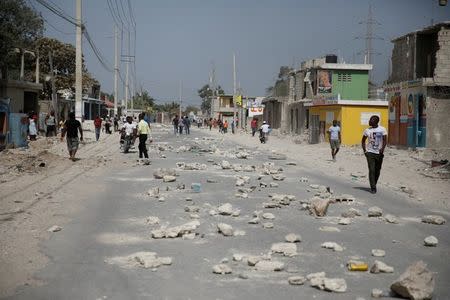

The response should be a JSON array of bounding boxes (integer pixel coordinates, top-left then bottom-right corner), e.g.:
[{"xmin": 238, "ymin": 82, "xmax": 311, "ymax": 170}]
[{"xmin": 263, "ymin": 121, "xmax": 267, "ymax": 124}]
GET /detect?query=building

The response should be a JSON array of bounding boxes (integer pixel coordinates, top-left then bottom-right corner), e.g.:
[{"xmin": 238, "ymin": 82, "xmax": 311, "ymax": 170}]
[
  {"xmin": 307, "ymin": 100, "xmax": 388, "ymax": 145},
  {"xmin": 210, "ymin": 94, "xmax": 238, "ymax": 124},
  {"xmin": 384, "ymin": 22, "xmax": 450, "ymax": 156}
]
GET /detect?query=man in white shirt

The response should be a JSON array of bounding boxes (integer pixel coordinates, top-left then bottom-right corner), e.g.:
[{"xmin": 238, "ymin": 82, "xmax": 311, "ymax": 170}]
[
  {"xmin": 260, "ymin": 121, "xmax": 270, "ymax": 143},
  {"xmin": 361, "ymin": 115, "xmax": 387, "ymax": 194},
  {"xmin": 327, "ymin": 120, "xmax": 341, "ymax": 161}
]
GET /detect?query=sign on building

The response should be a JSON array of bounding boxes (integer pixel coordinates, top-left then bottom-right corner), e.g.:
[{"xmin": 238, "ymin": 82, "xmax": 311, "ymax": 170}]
[{"xmin": 248, "ymin": 107, "xmax": 264, "ymax": 117}]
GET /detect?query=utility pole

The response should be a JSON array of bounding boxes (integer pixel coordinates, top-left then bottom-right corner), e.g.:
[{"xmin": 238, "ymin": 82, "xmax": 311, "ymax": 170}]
[
  {"xmin": 114, "ymin": 25, "xmax": 119, "ymax": 116},
  {"xmin": 179, "ymin": 80, "xmax": 182, "ymax": 118},
  {"xmin": 233, "ymin": 53, "xmax": 237, "ymax": 128},
  {"xmin": 75, "ymin": 0, "xmax": 83, "ymax": 121},
  {"xmin": 48, "ymin": 52, "xmax": 57, "ymax": 120},
  {"xmin": 125, "ymin": 60, "xmax": 129, "ymax": 114},
  {"xmin": 35, "ymin": 50, "xmax": 39, "ymax": 84}
]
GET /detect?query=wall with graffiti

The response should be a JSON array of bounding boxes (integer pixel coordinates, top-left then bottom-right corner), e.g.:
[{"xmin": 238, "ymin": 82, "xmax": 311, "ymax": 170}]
[{"xmin": 385, "ymin": 80, "xmax": 427, "ymax": 148}]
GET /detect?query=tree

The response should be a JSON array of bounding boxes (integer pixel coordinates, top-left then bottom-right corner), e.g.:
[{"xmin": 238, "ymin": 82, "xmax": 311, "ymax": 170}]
[
  {"xmin": 34, "ymin": 37, "xmax": 98, "ymax": 99},
  {"xmin": 265, "ymin": 66, "xmax": 292, "ymax": 97},
  {"xmin": 184, "ymin": 105, "xmax": 199, "ymax": 115},
  {"xmin": 0, "ymin": 0, "xmax": 43, "ymax": 76},
  {"xmin": 197, "ymin": 84, "xmax": 224, "ymax": 113},
  {"xmin": 153, "ymin": 101, "xmax": 180, "ymax": 114},
  {"xmin": 131, "ymin": 90, "xmax": 155, "ymax": 109}
]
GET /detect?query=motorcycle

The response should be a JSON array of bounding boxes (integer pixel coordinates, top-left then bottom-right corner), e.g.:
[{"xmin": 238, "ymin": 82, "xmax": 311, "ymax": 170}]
[{"xmin": 120, "ymin": 132, "xmax": 134, "ymax": 153}]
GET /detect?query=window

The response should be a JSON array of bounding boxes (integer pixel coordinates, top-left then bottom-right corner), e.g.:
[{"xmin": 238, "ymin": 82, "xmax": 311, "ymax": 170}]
[{"xmin": 337, "ymin": 73, "xmax": 352, "ymax": 82}]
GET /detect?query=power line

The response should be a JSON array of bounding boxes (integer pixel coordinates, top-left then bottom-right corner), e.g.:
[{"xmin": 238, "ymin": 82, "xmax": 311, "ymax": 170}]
[
  {"xmin": 83, "ymin": 29, "xmax": 113, "ymax": 73},
  {"xmin": 33, "ymin": 0, "xmax": 78, "ymax": 27}
]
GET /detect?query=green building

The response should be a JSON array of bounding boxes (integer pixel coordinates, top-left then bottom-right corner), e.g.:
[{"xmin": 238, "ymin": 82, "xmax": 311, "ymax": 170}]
[{"xmin": 316, "ymin": 64, "xmax": 372, "ymax": 100}]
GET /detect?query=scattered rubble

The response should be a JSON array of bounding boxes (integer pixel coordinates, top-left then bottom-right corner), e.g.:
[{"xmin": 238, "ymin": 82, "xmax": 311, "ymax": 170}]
[
  {"xmin": 146, "ymin": 216, "xmax": 160, "ymax": 225},
  {"xmin": 271, "ymin": 242, "xmax": 297, "ymax": 256},
  {"xmin": 151, "ymin": 220, "xmax": 200, "ymax": 239},
  {"xmin": 371, "ymin": 249, "xmax": 386, "ymax": 257},
  {"xmin": 338, "ymin": 217, "xmax": 351, "ymax": 225},
  {"xmin": 341, "ymin": 208, "xmax": 362, "ymax": 218},
  {"xmin": 368, "ymin": 206, "xmax": 383, "ymax": 217},
  {"xmin": 212, "ymin": 264, "xmax": 232, "ymax": 274},
  {"xmin": 218, "ymin": 203, "xmax": 240, "ymax": 216},
  {"xmin": 390, "ymin": 261, "xmax": 434, "ymax": 300},
  {"xmin": 310, "ymin": 198, "xmax": 332, "ymax": 217},
  {"xmin": 163, "ymin": 175, "xmax": 176, "ymax": 182},
  {"xmin": 421, "ymin": 215, "xmax": 446, "ymax": 225},
  {"xmin": 334, "ymin": 194, "xmax": 355, "ymax": 202},
  {"xmin": 153, "ymin": 168, "xmax": 177, "ymax": 179},
  {"xmin": 106, "ymin": 252, "xmax": 172, "ymax": 270},
  {"xmin": 285, "ymin": 233, "xmax": 301, "ymax": 243},
  {"xmin": 268, "ymin": 153, "xmax": 287, "ymax": 160},
  {"xmin": 262, "ymin": 222, "xmax": 274, "ymax": 229},
  {"xmin": 217, "ymin": 223, "xmax": 234, "ymax": 236},
  {"xmin": 321, "ymin": 242, "xmax": 343, "ymax": 252},
  {"xmin": 47, "ymin": 225, "xmax": 62, "ymax": 232},
  {"xmin": 384, "ymin": 214, "xmax": 399, "ymax": 224},
  {"xmin": 424, "ymin": 235, "xmax": 438, "ymax": 247},
  {"xmin": 262, "ymin": 212, "xmax": 275, "ymax": 220},
  {"xmin": 370, "ymin": 260, "xmax": 394, "ymax": 273},
  {"xmin": 319, "ymin": 226, "xmax": 341, "ymax": 232}
]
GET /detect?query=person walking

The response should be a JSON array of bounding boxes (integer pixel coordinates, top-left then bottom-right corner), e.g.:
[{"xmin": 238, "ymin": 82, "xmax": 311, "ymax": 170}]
[
  {"xmin": 113, "ymin": 115, "xmax": 119, "ymax": 132},
  {"xmin": 94, "ymin": 115, "xmax": 102, "ymax": 141},
  {"xmin": 178, "ymin": 116, "xmax": 184, "ymax": 135},
  {"xmin": 260, "ymin": 121, "xmax": 270, "ymax": 143},
  {"xmin": 28, "ymin": 116, "xmax": 37, "ymax": 141},
  {"xmin": 45, "ymin": 110, "xmax": 57, "ymax": 137},
  {"xmin": 137, "ymin": 113, "xmax": 150, "ymax": 159},
  {"xmin": 223, "ymin": 120, "xmax": 228, "ymax": 134},
  {"xmin": 231, "ymin": 120, "xmax": 235, "ymax": 134},
  {"xmin": 209, "ymin": 118, "xmax": 213, "ymax": 131},
  {"xmin": 172, "ymin": 115, "xmax": 179, "ymax": 135},
  {"xmin": 327, "ymin": 120, "xmax": 341, "ymax": 161},
  {"xmin": 250, "ymin": 118, "xmax": 258, "ymax": 137},
  {"xmin": 361, "ymin": 115, "xmax": 387, "ymax": 194},
  {"xmin": 61, "ymin": 112, "xmax": 83, "ymax": 161},
  {"xmin": 184, "ymin": 116, "xmax": 191, "ymax": 135}
]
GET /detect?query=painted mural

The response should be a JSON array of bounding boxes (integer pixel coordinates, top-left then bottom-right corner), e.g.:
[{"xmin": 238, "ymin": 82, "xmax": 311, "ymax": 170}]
[{"xmin": 385, "ymin": 81, "xmax": 427, "ymax": 148}]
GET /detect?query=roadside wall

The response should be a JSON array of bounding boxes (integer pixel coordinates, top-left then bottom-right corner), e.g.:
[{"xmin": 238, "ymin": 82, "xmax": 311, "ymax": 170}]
[{"xmin": 426, "ymin": 97, "xmax": 450, "ymax": 157}]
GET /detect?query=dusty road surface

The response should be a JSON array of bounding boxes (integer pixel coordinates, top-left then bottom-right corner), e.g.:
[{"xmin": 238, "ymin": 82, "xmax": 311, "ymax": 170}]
[{"xmin": 1, "ymin": 125, "xmax": 449, "ymax": 299}]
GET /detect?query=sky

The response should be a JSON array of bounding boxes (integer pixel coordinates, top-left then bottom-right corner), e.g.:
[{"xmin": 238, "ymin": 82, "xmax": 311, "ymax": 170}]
[{"xmin": 31, "ymin": 0, "xmax": 449, "ymax": 106}]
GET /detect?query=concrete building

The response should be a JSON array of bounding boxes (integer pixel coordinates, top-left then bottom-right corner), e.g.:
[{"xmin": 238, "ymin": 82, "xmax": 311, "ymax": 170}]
[
  {"xmin": 384, "ymin": 22, "xmax": 450, "ymax": 156},
  {"xmin": 210, "ymin": 94, "xmax": 237, "ymax": 123}
]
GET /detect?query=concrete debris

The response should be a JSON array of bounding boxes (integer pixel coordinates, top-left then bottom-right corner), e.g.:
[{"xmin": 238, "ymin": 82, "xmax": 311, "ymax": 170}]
[
  {"xmin": 370, "ymin": 260, "xmax": 394, "ymax": 273},
  {"xmin": 321, "ymin": 242, "xmax": 344, "ymax": 252},
  {"xmin": 299, "ymin": 177, "xmax": 308, "ymax": 182},
  {"xmin": 146, "ymin": 216, "xmax": 160, "ymax": 225},
  {"xmin": 134, "ymin": 252, "xmax": 172, "ymax": 269},
  {"xmin": 185, "ymin": 197, "xmax": 193, "ymax": 201},
  {"xmin": 206, "ymin": 179, "xmax": 217, "ymax": 183},
  {"xmin": 286, "ymin": 161, "xmax": 297, "ymax": 166},
  {"xmin": 371, "ymin": 249, "xmax": 386, "ymax": 257},
  {"xmin": 184, "ymin": 205, "xmax": 200, "ymax": 213},
  {"xmin": 153, "ymin": 168, "xmax": 177, "ymax": 179},
  {"xmin": 262, "ymin": 222, "xmax": 274, "ymax": 229},
  {"xmin": 236, "ymin": 176, "xmax": 250, "ymax": 186},
  {"xmin": 235, "ymin": 192, "xmax": 249, "ymax": 198},
  {"xmin": 220, "ymin": 160, "xmax": 232, "ymax": 169},
  {"xmin": 212, "ymin": 264, "xmax": 232, "ymax": 274},
  {"xmin": 368, "ymin": 206, "xmax": 383, "ymax": 217},
  {"xmin": 323, "ymin": 278, "xmax": 347, "ymax": 293},
  {"xmin": 334, "ymin": 194, "xmax": 355, "ymax": 202},
  {"xmin": 288, "ymin": 276, "xmax": 306, "ymax": 285},
  {"xmin": 263, "ymin": 202, "xmax": 281, "ymax": 208},
  {"xmin": 147, "ymin": 187, "xmax": 160, "ymax": 197},
  {"xmin": 338, "ymin": 217, "xmax": 351, "ymax": 225},
  {"xmin": 209, "ymin": 209, "xmax": 218, "ymax": 216},
  {"xmin": 232, "ymin": 164, "xmax": 243, "ymax": 172},
  {"xmin": 271, "ymin": 242, "xmax": 297, "ymax": 256},
  {"xmin": 176, "ymin": 162, "xmax": 207, "ymax": 170},
  {"xmin": 270, "ymin": 193, "xmax": 296, "ymax": 206},
  {"xmin": 384, "ymin": 214, "xmax": 399, "ymax": 224},
  {"xmin": 217, "ymin": 223, "xmax": 234, "ymax": 236},
  {"xmin": 177, "ymin": 183, "xmax": 186, "ymax": 190},
  {"xmin": 248, "ymin": 217, "xmax": 260, "ymax": 224},
  {"xmin": 162, "ymin": 175, "xmax": 176, "ymax": 182},
  {"xmin": 285, "ymin": 233, "xmax": 301, "ymax": 243},
  {"xmin": 236, "ymin": 151, "xmax": 249, "ymax": 159},
  {"xmin": 190, "ymin": 214, "xmax": 200, "ymax": 219},
  {"xmin": 310, "ymin": 198, "xmax": 332, "ymax": 217},
  {"xmin": 182, "ymin": 233, "xmax": 195, "ymax": 240},
  {"xmin": 247, "ymin": 256, "xmax": 262, "ymax": 266},
  {"xmin": 151, "ymin": 220, "xmax": 200, "ymax": 239},
  {"xmin": 319, "ymin": 226, "xmax": 341, "ymax": 232},
  {"xmin": 268, "ymin": 153, "xmax": 287, "ymax": 160},
  {"xmin": 243, "ymin": 165, "xmax": 256, "ymax": 172},
  {"xmin": 47, "ymin": 225, "xmax": 62, "ymax": 232},
  {"xmin": 233, "ymin": 254, "xmax": 245, "ymax": 262},
  {"xmin": 272, "ymin": 174, "xmax": 286, "ymax": 181},
  {"xmin": 421, "ymin": 215, "xmax": 446, "ymax": 225},
  {"xmin": 341, "ymin": 208, "xmax": 362, "ymax": 218},
  {"xmin": 233, "ymin": 230, "xmax": 246, "ymax": 236},
  {"xmin": 262, "ymin": 212, "xmax": 275, "ymax": 220},
  {"xmin": 371, "ymin": 288, "xmax": 385, "ymax": 298},
  {"xmin": 390, "ymin": 261, "xmax": 434, "ymax": 300},
  {"xmin": 217, "ymin": 203, "xmax": 238, "ymax": 216},
  {"xmin": 269, "ymin": 182, "xmax": 279, "ymax": 188},
  {"xmin": 424, "ymin": 235, "xmax": 438, "ymax": 247},
  {"xmin": 255, "ymin": 260, "xmax": 284, "ymax": 271}
]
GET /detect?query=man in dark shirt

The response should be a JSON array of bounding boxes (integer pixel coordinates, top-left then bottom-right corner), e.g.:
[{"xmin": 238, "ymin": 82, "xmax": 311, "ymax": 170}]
[{"xmin": 61, "ymin": 112, "xmax": 83, "ymax": 161}]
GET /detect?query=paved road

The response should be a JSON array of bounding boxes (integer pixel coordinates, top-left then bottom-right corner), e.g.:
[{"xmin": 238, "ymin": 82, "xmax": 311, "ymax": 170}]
[{"xmin": 5, "ymin": 128, "xmax": 450, "ymax": 300}]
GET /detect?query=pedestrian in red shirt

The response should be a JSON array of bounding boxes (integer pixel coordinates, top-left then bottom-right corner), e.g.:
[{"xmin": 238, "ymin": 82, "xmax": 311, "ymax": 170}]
[
  {"xmin": 94, "ymin": 115, "xmax": 102, "ymax": 141},
  {"xmin": 251, "ymin": 118, "xmax": 258, "ymax": 137}
]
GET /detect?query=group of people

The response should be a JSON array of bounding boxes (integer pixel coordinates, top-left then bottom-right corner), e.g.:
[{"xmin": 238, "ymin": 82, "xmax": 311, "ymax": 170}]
[
  {"xmin": 119, "ymin": 113, "xmax": 151, "ymax": 159},
  {"xmin": 171, "ymin": 115, "xmax": 191, "ymax": 135}
]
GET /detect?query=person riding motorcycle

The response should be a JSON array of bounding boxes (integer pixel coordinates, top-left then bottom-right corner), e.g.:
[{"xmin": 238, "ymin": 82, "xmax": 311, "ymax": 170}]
[{"xmin": 120, "ymin": 116, "xmax": 137, "ymax": 153}]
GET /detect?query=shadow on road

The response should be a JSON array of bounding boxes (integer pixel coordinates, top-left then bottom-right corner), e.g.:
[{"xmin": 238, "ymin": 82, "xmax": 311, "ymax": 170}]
[{"xmin": 352, "ymin": 186, "xmax": 372, "ymax": 193}]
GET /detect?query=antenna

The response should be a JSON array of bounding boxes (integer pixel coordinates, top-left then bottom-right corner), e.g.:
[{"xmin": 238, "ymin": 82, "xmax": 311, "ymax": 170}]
[{"xmin": 355, "ymin": 3, "xmax": 384, "ymax": 82}]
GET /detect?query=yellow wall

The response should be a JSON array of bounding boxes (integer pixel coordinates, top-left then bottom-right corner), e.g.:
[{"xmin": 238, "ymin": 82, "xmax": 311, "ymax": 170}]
[{"xmin": 309, "ymin": 105, "xmax": 388, "ymax": 145}]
